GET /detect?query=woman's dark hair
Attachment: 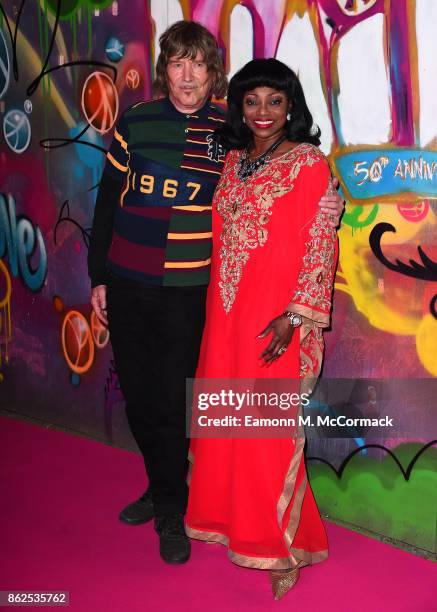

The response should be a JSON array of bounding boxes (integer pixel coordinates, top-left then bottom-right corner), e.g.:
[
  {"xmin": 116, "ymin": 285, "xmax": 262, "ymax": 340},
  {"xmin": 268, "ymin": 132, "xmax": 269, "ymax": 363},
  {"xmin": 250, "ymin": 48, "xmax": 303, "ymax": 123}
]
[{"xmin": 215, "ymin": 58, "xmax": 321, "ymax": 149}]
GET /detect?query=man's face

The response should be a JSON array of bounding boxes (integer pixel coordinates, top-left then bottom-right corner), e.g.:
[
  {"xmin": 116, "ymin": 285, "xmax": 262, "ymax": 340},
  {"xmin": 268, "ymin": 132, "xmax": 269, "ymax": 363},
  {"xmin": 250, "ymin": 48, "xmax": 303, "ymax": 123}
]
[{"xmin": 166, "ymin": 52, "xmax": 212, "ymax": 113}]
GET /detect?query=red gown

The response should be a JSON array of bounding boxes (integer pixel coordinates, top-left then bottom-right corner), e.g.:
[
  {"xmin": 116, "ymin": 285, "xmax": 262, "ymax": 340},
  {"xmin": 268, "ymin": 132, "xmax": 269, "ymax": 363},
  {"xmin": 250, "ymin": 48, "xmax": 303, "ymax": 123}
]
[{"xmin": 185, "ymin": 143, "xmax": 337, "ymax": 570}]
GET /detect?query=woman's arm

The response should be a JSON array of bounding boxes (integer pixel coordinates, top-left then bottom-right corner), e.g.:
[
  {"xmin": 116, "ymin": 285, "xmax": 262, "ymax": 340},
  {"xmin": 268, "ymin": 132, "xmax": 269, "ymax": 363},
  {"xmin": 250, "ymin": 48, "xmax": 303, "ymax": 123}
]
[{"xmin": 258, "ymin": 154, "xmax": 338, "ymax": 371}]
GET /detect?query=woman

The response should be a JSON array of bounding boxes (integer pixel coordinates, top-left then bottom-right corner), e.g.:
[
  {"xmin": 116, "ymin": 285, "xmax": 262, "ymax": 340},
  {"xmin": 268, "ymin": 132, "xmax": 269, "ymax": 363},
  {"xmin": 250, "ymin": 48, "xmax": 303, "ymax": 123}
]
[{"xmin": 185, "ymin": 58, "xmax": 338, "ymax": 599}]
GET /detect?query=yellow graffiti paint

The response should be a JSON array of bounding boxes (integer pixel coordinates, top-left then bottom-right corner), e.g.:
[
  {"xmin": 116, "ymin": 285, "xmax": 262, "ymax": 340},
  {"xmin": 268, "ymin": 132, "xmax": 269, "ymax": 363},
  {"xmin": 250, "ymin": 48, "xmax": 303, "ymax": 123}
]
[
  {"xmin": 0, "ymin": 260, "xmax": 12, "ymax": 372},
  {"xmin": 38, "ymin": 0, "xmax": 71, "ymax": 86},
  {"xmin": 416, "ymin": 314, "xmax": 437, "ymax": 376},
  {"xmin": 335, "ymin": 199, "xmax": 437, "ymax": 373},
  {"xmin": 2, "ymin": 8, "xmax": 75, "ymax": 128}
]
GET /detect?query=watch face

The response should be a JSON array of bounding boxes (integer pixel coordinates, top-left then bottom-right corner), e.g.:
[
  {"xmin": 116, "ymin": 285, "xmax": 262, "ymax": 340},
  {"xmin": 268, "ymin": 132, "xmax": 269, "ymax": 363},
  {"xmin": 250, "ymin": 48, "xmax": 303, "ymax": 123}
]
[{"xmin": 291, "ymin": 314, "xmax": 302, "ymax": 326}]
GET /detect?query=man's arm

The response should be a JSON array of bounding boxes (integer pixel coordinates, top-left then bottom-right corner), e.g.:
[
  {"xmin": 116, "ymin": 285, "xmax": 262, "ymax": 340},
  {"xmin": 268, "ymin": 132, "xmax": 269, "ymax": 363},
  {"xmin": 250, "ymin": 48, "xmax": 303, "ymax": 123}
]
[
  {"xmin": 87, "ymin": 170, "xmax": 122, "ymax": 288},
  {"xmin": 318, "ymin": 177, "xmax": 344, "ymax": 227},
  {"xmin": 88, "ymin": 170, "xmax": 124, "ymax": 325},
  {"xmin": 88, "ymin": 113, "xmax": 130, "ymax": 324}
]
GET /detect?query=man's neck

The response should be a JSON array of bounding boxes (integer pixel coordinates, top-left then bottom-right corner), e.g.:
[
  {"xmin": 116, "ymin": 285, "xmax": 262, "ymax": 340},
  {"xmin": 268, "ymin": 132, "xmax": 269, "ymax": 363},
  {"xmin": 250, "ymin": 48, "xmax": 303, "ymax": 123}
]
[{"xmin": 168, "ymin": 94, "xmax": 208, "ymax": 115}]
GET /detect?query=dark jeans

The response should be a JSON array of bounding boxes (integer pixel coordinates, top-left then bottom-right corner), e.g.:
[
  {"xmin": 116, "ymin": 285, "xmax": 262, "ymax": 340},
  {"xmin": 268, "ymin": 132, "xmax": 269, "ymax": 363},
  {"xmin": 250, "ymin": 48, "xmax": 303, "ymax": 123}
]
[{"xmin": 107, "ymin": 273, "xmax": 207, "ymax": 516}]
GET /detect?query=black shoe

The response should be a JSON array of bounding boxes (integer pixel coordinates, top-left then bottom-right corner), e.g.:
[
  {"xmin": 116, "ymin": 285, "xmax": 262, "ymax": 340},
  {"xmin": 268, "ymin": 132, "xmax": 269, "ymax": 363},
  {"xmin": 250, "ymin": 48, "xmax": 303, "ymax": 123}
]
[
  {"xmin": 155, "ymin": 514, "xmax": 191, "ymax": 564},
  {"xmin": 119, "ymin": 490, "xmax": 154, "ymax": 525}
]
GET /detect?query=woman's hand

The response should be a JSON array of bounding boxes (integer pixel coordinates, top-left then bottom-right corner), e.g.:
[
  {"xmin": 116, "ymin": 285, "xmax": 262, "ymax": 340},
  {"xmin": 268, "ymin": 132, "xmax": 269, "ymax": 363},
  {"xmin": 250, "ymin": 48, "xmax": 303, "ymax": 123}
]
[{"xmin": 257, "ymin": 314, "xmax": 294, "ymax": 365}]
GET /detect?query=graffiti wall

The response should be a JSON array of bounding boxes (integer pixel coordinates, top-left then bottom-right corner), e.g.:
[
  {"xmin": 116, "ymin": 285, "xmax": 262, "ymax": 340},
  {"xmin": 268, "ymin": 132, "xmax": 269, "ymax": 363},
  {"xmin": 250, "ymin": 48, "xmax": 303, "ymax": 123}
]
[{"xmin": 0, "ymin": 0, "xmax": 436, "ymax": 556}]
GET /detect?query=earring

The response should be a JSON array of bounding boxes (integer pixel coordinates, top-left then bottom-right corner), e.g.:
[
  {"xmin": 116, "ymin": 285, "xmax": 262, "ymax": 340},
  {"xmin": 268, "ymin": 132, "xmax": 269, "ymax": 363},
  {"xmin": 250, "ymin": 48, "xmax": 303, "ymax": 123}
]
[
  {"xmin": 243, "ymin": 116, "xmax": 246, "ymax": 123},
  {"xmin": 287, "ymin": 112, "xmax": 291, "ymax": 121}
]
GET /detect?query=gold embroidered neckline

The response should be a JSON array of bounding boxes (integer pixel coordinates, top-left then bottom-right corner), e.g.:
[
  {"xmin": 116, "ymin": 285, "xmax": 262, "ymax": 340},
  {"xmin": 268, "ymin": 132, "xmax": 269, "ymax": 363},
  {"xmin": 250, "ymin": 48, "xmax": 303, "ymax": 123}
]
[
  {"xmin": 237, "ymin": 142, "xmax": 307, "ymax": 183},
  {"xmin": 217, "ymin": 144, "xmax": 322, "ymax": 314}
]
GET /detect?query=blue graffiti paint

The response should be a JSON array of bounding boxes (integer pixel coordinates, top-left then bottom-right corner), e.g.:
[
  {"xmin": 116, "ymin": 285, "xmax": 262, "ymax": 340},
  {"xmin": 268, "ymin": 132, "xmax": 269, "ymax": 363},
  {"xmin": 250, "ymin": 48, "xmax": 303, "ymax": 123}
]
[
  {"xmin": 0, "ymin": 28, "xmax": 11, "ymax": 99},
  {"xmin": 70, "ymin": 122, "xmax": 105, "ymax": 203},
  {"xmin": 71, "ymin": 372, "xmax": 81, "ymax": 386},
  {"xmin": 335, "ymin": 148, "xmax": 437, "ymax": 201},
  {"xmin": 0, "ymin": 193, "xmax": 47, "ymax": 292},
  {"xmin": 70, "ymin": 122, "xmax": 104, "ymax": 169},
  {"xmin": 105, "ymin": 37, "xmax": 125, "ymax": 63},
  {"xmin": 3, "ymin": 109, "xmax": 31, "ymax": 154},
  {"xmin": 307, "ymin": 399, "xmax": 367, "ymax": 452}
]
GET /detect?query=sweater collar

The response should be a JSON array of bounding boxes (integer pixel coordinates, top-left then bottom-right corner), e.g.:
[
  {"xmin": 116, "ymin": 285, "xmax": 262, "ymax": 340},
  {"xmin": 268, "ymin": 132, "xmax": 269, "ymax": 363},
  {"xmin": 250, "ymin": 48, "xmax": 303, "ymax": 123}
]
[{"xmin": 162, "ymin": 96, "xmax": 211, "ymax": 120}]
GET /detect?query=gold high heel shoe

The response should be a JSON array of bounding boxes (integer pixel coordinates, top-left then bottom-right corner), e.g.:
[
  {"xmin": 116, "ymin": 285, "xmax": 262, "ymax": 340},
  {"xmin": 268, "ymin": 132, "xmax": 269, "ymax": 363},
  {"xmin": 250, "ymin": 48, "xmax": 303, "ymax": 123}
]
[{"xmin": 269, "ymin": 567, "xmax": 300, "ymax": 600}]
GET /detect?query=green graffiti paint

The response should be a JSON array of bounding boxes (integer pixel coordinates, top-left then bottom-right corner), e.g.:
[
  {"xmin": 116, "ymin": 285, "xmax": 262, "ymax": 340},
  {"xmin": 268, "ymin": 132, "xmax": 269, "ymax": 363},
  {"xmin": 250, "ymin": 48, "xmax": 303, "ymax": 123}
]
[
  {"xmin": 36, "ymin": 2, "xmax": 45, "ymax": 98},
  {"xmin": 342, "ymin": 203, "xmax": 379, "ymax": 232},
  {"xmin": 43, "ymin": 0, "xmax": 52, "ymax": 96},
  {"xmin": 46, "ymin": 0, "xmax": 81, "ymax": 19},
  {"xmin": 309, "ymin": 443, "xmax": 437, "ymax": 553},
  {"xmin": 46, "ymin": 0, "xmax": 113, "ymax": 20},
  {"xmin": 87, "ymin": 5, "xmax": 92, "ymax": 58},
  {"xmin": 67, "ymin": 14, "xmax": 77, "ymax": 97}
]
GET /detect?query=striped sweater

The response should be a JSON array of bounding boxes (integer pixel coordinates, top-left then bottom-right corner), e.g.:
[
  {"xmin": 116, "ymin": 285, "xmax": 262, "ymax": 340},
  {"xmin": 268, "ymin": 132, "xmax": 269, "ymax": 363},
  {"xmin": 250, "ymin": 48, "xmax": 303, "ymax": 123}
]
[{"xmin": 88, "ymin": 97, "xmax": 227, "ymax": 287}]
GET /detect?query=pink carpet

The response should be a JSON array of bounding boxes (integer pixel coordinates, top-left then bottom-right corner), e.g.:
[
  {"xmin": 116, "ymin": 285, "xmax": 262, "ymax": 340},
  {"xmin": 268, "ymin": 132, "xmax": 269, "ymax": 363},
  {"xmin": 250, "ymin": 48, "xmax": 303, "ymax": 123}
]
[{"xmin": 0, "ymin": 415, "xmax": 435, "ymax": 611}]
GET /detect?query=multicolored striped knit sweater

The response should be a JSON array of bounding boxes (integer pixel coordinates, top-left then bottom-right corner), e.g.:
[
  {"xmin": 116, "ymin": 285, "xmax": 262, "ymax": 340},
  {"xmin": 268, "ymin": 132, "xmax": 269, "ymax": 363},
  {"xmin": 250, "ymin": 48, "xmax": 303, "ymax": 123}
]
[{"xmin": 88, "ymin": 97, "xmax": 227, "ymax": 287}]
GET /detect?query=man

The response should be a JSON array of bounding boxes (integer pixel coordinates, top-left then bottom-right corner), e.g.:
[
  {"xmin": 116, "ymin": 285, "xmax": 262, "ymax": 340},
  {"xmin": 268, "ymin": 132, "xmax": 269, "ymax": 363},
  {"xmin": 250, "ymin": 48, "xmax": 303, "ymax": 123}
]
[{"xmin": 88, "ymin": 20, "xmax": 343, "ymax": 565}]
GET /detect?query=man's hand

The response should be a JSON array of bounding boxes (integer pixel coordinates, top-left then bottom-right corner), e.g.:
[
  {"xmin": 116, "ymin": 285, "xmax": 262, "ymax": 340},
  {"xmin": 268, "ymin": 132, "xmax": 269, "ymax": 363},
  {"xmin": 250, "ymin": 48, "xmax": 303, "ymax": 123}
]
[
  {"xmin": 257, "ymin": 315, "xmax": 294, "ymax": 365},
  {"xmin": 91, "ymin": 284, "xmax": 108, "ymax": 325},
  {"xmin": 318, "ymin": 177, "xmax": 344, "ymax": 228}
]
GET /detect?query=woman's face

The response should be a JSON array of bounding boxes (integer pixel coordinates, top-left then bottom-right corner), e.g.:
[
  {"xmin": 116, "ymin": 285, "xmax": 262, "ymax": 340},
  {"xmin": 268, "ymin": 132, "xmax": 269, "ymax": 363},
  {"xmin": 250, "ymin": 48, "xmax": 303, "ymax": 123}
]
[{"xmin": 242, "ymin": 87, "xmax": 290, "ymax": 142}]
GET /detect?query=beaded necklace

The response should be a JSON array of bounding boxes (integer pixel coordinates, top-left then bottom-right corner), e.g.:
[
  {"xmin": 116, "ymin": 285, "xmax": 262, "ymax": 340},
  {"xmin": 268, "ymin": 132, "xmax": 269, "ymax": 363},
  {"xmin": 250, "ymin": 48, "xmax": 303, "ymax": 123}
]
[{"xmin": 237, "ymin": 134, "xmax": 287, "ymax": 181}]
